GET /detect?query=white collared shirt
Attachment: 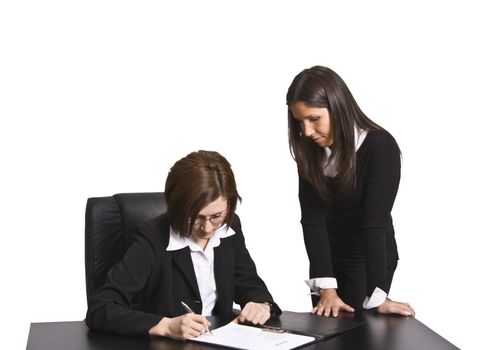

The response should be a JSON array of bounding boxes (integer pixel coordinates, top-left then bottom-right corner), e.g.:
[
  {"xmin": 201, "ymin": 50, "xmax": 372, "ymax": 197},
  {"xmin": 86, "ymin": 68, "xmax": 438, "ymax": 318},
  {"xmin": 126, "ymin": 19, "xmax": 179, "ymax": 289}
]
[
  {"xmin": 305, "ymin": 127, "xmax": 387, "ymax": 308},
  {"xmin": 322, "ymin": 126, "xmax": 368, "ymax": 177},
  {"xmin": 166, "ymin": 224, "xmax": 236, "ymax": 316}
]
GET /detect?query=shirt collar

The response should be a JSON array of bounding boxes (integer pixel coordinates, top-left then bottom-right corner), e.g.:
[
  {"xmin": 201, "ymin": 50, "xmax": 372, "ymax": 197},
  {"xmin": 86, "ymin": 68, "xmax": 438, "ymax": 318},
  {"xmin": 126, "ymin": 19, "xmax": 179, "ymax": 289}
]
[
  {"xmin": 324, "ymin": 125, "xmax": 368, "ymax": 155},
  {"xmin": 166, "ymin": 224, "xmax": 236, "ymax": 252},
  {"xmin": 323, "ymin": 126, "xmax": 368, "ymax": 176}
]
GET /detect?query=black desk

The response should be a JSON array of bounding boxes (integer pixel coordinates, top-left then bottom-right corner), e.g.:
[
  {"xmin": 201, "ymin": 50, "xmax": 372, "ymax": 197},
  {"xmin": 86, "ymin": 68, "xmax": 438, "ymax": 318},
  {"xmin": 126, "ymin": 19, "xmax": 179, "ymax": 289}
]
[{"xmin": 27, "ymin": 311, "xmax": 459, "ymax": 350}]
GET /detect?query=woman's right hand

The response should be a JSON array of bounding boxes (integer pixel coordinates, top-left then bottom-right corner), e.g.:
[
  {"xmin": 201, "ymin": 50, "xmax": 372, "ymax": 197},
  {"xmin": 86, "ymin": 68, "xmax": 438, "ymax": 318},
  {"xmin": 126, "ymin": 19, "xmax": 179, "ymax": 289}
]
[
  {"xmin": 312, "ymin": 288, "xmax": 355, "ymax": 317},
  {"xmin": 149, "ymin": 314, "xmax": 211, "ymax": 340}
]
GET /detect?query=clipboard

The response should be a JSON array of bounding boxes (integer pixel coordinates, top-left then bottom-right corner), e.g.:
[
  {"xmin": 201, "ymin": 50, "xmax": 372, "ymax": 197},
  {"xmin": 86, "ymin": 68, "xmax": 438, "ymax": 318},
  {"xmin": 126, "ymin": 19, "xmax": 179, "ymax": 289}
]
[{"xmin": 264, "ymin": 310, "xmax": 363, "ymax": 340}]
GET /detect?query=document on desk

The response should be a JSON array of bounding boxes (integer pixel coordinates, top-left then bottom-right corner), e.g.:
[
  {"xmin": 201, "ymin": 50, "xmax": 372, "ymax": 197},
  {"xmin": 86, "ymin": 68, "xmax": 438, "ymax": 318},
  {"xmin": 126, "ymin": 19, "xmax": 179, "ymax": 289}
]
[{"xmin": 191, "ymin": 321, "xmax": 315, "ymax": 350}]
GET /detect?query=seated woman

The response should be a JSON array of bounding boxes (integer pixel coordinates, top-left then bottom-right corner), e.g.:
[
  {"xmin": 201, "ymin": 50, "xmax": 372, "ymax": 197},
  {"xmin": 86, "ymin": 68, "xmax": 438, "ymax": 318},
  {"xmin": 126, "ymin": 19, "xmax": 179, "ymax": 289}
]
[{"xmin": 86, "ymin": 150, "xmax": 281, "ymax": 340}]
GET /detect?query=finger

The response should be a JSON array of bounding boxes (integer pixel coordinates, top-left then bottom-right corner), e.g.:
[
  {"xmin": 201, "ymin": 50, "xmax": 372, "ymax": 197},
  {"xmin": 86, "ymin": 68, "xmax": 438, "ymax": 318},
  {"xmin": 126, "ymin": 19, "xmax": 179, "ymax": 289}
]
[
  {"xmin": 248, "ymin": 307, "xmax": 267, "ymax": 325},
  {"xmin": 238, "ymin": 309, "xmax": 249, "ymax": 323},
  {"xmin": 403, "ymin": 305, "xmax": 415, "ymax": 317},
  {"xmin": 190, "ymin": 315, "xmax": 209, "ymax": 333},
  {"xmin": 331, "ymin": 306, "xmax": 339, "ymax": 318},
  {"xmin": 402, "ymin": 303, "xmax": 415, "ymax": 315},
  {"xmin": 399, "ymin": 308, "xmax": 413, "ymax": 316},
  {"xmin": 341, "ymin": 303, "xmax": 355, "ymax": 313},
  {"xmin": 256, "ymin": 307, "xmax": 271, "ymax": 325},
  {"xmin": 409, "ymin": 306, "xmax": 416, "ymax": 316},
  {"xmin": 240, "ymin": 307, "xmax": 259, "ymax": 324},
  {"xmin": 315, "ymin": 304, "xmax": 325, "ymax": 316},
  {"xmin": 323, "ymin": 304, "xmax": 332, "ymax": 317},
  {"xmin": 184, "ymin": 326, "xmax": 203, "ymax": 339},
  {"xmin": 240, "ymin": 306, "xmax": 258, "ymax": 323},
  {"xmin": 258, "ymin": 311, "xmax": 270, "ymax": 325},
  {"xmin": 391, "ymin": 303, "xmax": 413, "ymax": 316},
  {"xmin": 190, "ymin": 320, "xmax": 207, "ymax": 334}
]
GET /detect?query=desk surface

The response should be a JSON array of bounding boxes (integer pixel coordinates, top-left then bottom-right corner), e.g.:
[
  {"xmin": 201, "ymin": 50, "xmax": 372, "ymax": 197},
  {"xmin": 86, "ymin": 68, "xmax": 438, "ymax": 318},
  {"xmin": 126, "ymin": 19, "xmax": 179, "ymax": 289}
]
[{"xmin": 27, "ymin": 311, "xmax": 459, "ymax": 350}]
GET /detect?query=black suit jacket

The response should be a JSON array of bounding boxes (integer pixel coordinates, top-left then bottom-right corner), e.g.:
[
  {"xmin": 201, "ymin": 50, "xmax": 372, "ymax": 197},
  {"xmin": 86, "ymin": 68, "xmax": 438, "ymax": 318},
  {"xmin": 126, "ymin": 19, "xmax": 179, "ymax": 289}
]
[
  {"xmin": 86, "ymin": 213, "xmax": 280, "ymax": 337},
  {"xmin": 299, "ymin": 131, "xmax": 400, "ymax": 301}
]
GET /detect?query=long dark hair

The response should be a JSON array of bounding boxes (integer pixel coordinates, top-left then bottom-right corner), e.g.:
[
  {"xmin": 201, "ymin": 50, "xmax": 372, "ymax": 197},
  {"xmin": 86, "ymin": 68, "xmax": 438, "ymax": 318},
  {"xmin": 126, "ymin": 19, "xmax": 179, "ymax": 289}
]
[{"xmin": 286, "ymin": 66, "xmax": 389, "ymax": 201}]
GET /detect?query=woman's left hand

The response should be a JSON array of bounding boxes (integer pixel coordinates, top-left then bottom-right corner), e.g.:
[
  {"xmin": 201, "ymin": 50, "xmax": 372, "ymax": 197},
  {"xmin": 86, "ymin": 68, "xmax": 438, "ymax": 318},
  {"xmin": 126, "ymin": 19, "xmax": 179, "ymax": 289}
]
[
  {"xmin": 377, "ymin": 298, "xmax": 415, "ymax": 317},
  {"xmin": 237, "ymin": 302, "xmax": 271, "ymax": 325}
]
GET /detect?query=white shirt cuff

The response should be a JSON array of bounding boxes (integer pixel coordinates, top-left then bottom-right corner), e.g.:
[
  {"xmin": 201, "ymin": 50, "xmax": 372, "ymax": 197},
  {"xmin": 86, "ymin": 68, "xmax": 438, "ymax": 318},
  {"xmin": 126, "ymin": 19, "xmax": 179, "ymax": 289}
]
[
  {"xmin": 305, "ymin": 277, "xmax": 338, "ymax": 293},
  {"xmin": 362, "ymin": 287, "xmax": 387, "ymax": 309}
]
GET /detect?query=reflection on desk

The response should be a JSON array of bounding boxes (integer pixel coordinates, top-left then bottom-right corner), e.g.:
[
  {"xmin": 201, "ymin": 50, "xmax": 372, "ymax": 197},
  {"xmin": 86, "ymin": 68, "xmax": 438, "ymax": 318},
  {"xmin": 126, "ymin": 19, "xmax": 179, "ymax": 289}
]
[{"xmin": 27, "ymin": 311, "xmax": 459, "ymax": 350}]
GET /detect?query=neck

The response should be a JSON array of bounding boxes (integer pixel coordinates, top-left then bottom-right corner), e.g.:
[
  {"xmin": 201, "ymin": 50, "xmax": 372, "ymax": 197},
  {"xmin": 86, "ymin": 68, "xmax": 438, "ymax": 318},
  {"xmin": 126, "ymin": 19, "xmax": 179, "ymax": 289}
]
[{"xmin": 192, "ymin": 236, "xmax": 210, "ymax": 250}]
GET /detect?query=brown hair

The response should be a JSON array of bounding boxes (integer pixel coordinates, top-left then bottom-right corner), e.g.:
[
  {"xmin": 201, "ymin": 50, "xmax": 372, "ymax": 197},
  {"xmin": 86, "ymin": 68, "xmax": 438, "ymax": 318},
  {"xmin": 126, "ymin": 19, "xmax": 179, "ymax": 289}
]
[
  {"xmin": 165, "ymin": 150, "xmax": 241, "ymax": 237},
  {"xmin": 286, "ymin": 66, "xmax": 390, "ymax": 201}
]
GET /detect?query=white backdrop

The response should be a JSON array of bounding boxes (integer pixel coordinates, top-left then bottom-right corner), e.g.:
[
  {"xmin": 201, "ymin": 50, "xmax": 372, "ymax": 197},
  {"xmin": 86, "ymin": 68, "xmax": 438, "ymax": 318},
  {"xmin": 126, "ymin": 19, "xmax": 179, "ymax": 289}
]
[{"xmin": 1, "ymin": 1, "xmax": 484, "ymax": 349}]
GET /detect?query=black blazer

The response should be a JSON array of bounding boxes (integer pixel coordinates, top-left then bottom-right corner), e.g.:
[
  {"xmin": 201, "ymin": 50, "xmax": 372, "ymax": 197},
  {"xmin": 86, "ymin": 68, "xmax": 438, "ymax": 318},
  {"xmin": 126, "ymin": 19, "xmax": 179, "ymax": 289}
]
[
  {"xmin": 86, "ymin": 213, "xmax": 280, "ymax": 337},
  {"xmin": 299, "ymin": 131, "xmax": 400, "ymax": 298}
]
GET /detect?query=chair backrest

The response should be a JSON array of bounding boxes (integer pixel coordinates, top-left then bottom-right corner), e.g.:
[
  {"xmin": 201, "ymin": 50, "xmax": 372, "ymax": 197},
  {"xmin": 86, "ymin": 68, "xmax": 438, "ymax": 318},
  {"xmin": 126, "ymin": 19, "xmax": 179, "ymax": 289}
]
[{"xmin": 85, "ymin": 192, "xmax": 167, "ymax": 302}]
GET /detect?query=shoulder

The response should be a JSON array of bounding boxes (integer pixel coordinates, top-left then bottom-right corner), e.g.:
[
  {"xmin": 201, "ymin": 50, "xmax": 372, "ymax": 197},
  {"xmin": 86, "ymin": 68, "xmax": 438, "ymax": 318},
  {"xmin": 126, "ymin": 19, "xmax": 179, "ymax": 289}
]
[
  {"xmin": 133, "ymin": 213, "xmax": 170, "ymax": 251},
  {"xmin": 364, "ymin": 130, "xmax": 399, "ymax": 149},
  {"xmin": 220, "ymin": 213, "xmax": 245, "ymax": 247},
  {"xmin": 229, "ymin": 213, "xmax": 243, "ymax": 233},
  {"xmin": 361, "ymin": 130, "xmax": 400, "ymax": 158}
]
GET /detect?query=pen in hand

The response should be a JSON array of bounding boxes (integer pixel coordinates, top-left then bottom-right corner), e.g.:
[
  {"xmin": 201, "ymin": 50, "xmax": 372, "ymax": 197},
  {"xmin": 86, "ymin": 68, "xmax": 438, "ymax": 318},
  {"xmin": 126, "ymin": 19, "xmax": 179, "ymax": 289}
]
[{"xmin": 181, "ymin": 301, "xmax": 213, "ymax": 335}]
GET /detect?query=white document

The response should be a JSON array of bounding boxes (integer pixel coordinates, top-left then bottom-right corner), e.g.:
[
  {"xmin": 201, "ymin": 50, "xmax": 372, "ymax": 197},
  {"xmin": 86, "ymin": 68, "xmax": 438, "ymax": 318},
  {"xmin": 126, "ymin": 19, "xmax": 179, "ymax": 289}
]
[{"xmin": 191, "ymin": 321, "xmax": 315, "ymax": 350}]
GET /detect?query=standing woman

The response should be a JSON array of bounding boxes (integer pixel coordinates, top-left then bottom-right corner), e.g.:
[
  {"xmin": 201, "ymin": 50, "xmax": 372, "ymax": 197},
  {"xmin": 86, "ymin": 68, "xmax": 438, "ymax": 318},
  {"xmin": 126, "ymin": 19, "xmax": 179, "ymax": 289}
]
[{"xmin": 287, "ymin": 66, "xmax": 415, "ymax": 317}]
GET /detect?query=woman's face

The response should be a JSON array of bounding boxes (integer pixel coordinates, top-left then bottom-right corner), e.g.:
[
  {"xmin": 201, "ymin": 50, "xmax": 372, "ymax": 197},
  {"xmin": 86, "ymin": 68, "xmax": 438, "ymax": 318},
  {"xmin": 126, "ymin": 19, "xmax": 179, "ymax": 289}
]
[
  {"xmin": 190, "ymin": 196, "xmax": 228, "ymax": 247},
  {"xmin": 290, "ymin": 101, "xmax": 333, "ymax": 148}
]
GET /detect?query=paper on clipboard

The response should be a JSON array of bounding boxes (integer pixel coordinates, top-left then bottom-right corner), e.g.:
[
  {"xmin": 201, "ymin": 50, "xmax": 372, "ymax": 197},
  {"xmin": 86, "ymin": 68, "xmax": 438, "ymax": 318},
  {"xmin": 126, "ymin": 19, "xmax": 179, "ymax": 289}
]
[{"xmin": 191, "ymin": 321, "xmax": 315, "ymax": 350}]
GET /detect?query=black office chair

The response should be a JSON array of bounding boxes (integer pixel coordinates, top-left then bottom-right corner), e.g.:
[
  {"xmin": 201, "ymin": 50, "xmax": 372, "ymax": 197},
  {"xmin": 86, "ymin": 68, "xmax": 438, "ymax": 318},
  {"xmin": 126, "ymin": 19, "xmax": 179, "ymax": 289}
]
[{"xmin": 84, "ymin": 192, "xmax": 167, "ymax": 303}]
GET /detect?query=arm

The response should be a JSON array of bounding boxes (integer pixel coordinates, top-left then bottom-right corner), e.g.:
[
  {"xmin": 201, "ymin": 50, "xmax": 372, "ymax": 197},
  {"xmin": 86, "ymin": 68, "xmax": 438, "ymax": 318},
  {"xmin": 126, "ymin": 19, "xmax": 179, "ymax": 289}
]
[
  {"xmin": 362, "ymin": 133, "xmax": 400, "ymax": 297},
  {"xmin": 298, "ymin": 176, "xmax": 334, "ymax": 279},
  {"xmin": 299, "ymin": 176, "xmax": 354, "ymax": 317},
  {"xmin": 86, "ymin": 226, "xmax": 212, "ymax": 339},
  {"xmin": 361, "ymin": 134, "xmax": 415, "ymax": 316},
  {"xmin": 231, "ymin": 215, "xmax": 282, "ymax": 324},
  {"xmin": 85, "ymin": 230, "xmax": 162, "ymax": 337}
]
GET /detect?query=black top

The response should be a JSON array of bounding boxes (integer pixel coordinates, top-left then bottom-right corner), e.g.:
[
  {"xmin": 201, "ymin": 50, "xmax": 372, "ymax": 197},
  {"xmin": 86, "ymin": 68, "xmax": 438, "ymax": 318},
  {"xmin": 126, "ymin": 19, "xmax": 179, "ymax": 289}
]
[
  {"xmin": 86, "ymin": 213, "xmax": 280, "ymax": 337},
  {"xmin": 299, "ymin": 130, "xmax": 400, "ymax": 297}
]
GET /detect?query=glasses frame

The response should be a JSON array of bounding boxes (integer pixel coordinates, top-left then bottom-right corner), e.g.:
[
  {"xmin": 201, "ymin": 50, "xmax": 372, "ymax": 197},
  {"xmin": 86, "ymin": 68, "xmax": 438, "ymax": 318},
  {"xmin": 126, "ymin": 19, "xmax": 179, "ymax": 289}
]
[{"xmin": 189, "ymin": 210, "xmax": 227, "ymax": 227}]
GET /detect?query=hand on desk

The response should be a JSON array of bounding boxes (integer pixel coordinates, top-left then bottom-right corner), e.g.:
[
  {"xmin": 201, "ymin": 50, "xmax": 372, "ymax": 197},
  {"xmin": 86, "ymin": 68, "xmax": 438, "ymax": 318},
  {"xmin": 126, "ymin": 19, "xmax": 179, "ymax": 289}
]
[
  {"xmin": 149, "ymin": 314, "xmax": 211, "ymax": 340},
  {"xmin": 312, "ymin": 288, "xmax": 355, "ymax": 317},
  {"xmin": 377, "ymin": 298, "xmax": 416, "ymax": 317},
  {"xmin": 236, "ymin": 301, "xmax": 271, "ymax": 325}
]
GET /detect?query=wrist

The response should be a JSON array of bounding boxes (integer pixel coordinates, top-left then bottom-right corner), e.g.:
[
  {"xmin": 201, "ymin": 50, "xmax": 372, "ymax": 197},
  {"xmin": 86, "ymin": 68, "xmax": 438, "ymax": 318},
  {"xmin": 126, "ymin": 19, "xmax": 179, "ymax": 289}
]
[
  {"xmin": 262, "ymin": 301, "xmax": 273, "ymax": 314},
  {"xmin": 149, "ymin": 317, "xmax": 170, "ymax": 337},
  {"xmin": 319, "ymin": 288, "xmax": 337, "ymax": 297}
]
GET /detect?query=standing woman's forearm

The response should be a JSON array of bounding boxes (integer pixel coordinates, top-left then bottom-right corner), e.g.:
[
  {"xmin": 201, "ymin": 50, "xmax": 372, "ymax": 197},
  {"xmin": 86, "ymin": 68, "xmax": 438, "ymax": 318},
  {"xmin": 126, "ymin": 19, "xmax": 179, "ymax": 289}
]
[{"xmin": 362, "ymin": 134, "xmax": 401, "ymax": 297}]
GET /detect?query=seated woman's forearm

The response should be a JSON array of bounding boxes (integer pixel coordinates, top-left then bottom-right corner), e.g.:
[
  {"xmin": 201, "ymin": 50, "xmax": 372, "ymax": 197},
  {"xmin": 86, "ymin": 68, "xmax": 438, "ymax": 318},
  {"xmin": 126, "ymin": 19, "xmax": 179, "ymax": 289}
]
[{"xmin": 149, "ymin": 314, "xmax": 211, "ymax": 340}]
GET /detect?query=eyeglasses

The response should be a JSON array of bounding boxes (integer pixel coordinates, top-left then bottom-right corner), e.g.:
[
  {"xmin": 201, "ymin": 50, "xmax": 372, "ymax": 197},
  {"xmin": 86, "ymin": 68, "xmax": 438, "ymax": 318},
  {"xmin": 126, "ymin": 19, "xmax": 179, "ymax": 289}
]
[{"xmin": 190, "ymin": 211, "xmax": 226, "ymax": 226}]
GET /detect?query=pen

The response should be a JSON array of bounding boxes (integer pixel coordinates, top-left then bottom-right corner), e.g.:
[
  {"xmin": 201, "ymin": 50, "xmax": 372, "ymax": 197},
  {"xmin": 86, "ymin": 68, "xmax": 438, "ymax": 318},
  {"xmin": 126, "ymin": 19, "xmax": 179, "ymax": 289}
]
[{"xmin": 181, "ymin": 301, "xmax": 213, "ymax": 335}]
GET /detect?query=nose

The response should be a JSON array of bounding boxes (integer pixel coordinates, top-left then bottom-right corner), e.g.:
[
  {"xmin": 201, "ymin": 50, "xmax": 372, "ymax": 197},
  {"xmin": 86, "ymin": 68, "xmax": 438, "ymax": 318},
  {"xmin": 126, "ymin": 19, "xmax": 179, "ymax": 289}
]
[
  {"xmin": 302, "ymin": 121, "xmax": 314, "ymax": 137},
  {"xmin": 201, "ymin": 220, "xmax": 213, "ymax": 233}
]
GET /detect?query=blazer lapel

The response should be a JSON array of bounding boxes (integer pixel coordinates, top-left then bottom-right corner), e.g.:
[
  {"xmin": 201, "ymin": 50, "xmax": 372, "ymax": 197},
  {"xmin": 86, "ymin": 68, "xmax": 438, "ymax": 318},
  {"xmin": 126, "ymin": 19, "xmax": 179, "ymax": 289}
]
[{"xmin": 172, "ymin": 247, "xmax": 201, "ymax": 299}]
